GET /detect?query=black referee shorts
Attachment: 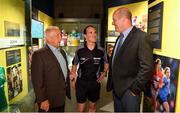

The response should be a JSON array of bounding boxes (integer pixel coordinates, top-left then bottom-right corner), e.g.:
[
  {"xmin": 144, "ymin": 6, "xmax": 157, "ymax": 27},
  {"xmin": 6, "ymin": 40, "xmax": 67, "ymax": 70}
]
[{"xmin": 75, "ymin": 78, "xmax": 101, "ymax": 103}]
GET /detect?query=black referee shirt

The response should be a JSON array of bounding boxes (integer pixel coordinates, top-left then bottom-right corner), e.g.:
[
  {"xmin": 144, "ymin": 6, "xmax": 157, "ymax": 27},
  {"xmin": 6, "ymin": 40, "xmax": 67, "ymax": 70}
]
[{"xmin": 72, "ymin": 43, "xmax": 108, "ymax": 81}]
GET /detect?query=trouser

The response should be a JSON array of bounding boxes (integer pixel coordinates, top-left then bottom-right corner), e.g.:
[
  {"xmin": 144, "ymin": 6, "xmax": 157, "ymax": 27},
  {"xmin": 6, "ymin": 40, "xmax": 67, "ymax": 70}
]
[{"xmin": 113, "ymin": 89, "xmax": 140, "ymax": 112}]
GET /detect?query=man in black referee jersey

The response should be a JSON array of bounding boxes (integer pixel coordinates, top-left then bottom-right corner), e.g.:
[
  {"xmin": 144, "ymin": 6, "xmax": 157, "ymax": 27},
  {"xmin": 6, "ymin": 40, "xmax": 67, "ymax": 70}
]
[{"xmin": 70, "ymin": 25, "xmax": 109, "ymax": 112}]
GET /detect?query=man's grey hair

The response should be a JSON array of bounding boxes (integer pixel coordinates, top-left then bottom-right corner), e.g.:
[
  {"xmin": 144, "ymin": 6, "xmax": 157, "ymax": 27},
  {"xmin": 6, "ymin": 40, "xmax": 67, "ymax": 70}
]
[{"xmin": 44, "ymin": 26, "xmax": 60, "ymax": 38}]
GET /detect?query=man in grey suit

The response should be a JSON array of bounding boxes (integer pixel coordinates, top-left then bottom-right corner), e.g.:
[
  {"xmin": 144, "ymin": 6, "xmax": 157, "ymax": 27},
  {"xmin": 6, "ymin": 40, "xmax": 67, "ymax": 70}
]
[
  {"xmin": 107, "ymin": 7, "xmax": 153, "ymax": 112},
  {"xmin": 31, "ymin": 26, "xmax": 70, "ymax": 112}
]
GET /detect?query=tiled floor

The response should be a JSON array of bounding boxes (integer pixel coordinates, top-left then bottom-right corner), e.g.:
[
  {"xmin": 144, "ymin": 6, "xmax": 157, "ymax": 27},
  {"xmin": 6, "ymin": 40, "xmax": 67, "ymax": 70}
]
[{"xmin": 3, "ymin": 77, "xmax": 113, "ymax": 112}]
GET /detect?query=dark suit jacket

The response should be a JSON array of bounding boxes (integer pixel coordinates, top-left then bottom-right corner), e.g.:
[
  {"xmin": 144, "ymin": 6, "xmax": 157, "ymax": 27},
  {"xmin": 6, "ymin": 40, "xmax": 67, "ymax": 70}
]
[
  {"xmin": 31, "ymin": 45, "xmax": 71, "ymax": 108},
  {"xmin": 107, "ymin": 26, "xmax": 153, "ymax": 97}
]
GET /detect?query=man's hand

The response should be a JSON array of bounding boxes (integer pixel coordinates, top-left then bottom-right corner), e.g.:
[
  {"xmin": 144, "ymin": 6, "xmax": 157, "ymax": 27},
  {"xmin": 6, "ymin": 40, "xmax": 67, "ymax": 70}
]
[
  {"xmin": 40, "ymin": 100, "xmax": 49, "ymax": 112},
  {"xmin": 70, "ymin": 78, "xmax": 76, "ymax": 89},
  {"xmin": 70, "ymin": 70, "xmax": 76, "ymax": 89},
  {"xmin": 69, "ymin": 69, "xmax": 76, "ymax": 81},
  {"xmin": 70, "ymin": 70, "xmax": 76, "ymax": 81},
  {"xmin": 97, "ymin": 72, "xmax": 105, "ymax": 83}
]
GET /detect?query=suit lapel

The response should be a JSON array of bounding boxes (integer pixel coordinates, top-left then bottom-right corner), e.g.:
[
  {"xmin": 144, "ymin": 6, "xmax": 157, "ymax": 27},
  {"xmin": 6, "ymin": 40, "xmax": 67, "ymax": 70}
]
[
  {"xmin": 59, "ymin": 48, "xmax": 69, "ymax": 74},
  {"xmin": 59, "ymin": 48, "xmax": 68, "ymax": 68},
  {"xmin": 45, "ymin": 45, "xmax": 65, "ymax": 81},
  {"xmin": 110, "ymin": 37, "xmax": 120, "ymax": 65},
  {"xmin": 116, "ymin": 26, "xmax": 137, "ymax": 58}
]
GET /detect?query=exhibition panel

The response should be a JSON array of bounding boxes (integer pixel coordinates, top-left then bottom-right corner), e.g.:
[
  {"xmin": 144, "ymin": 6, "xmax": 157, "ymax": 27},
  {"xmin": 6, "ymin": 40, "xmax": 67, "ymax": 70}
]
[{"xmin": 0, "ymin": 1, "xmax": 28, "ymax": 111}]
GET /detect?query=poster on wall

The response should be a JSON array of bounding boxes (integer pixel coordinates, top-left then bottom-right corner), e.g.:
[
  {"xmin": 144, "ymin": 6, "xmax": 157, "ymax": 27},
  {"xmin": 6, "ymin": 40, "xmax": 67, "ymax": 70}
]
[
  {"xmin": 108, "ymin": 14, "xmax": 148, "ymax": 38},
  {"xmin": 4, "ymin": 21, "xmax": 20, "ymax": 37},
  {"xmin": 148, "ymin": 2, "xmax": 163, "ymax": 49},
  {"xmin": 107, "ymin": 1, "xmax": 148, "ymax": 43},
  {"xmin": 143, "ymin": 55, "xmax": 179, "ymax": 112},
  {"xmin": 132, "ymin": 14, "xmax": 148, "ymax": 32},
  {"xmin": 6, "ymin": 49, "xmax": 21, "ymax": 66},
  {"xmin": 7, "ymin": 64, "xmax": 23, "ymax": 101}
]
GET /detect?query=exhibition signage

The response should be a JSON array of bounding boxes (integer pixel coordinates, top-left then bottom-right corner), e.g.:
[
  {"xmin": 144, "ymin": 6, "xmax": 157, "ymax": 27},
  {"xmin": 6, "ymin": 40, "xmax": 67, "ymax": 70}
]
[{"xmin": 0, "ymin": 38, "xmax": 25, "ymax": 49}]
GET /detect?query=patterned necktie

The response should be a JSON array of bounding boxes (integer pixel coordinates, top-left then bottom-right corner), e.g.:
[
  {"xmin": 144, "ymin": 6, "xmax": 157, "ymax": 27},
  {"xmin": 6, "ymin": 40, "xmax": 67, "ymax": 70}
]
[{"xmin": 112, "ymin": 33, "xmax": 124, "ymax": 64}]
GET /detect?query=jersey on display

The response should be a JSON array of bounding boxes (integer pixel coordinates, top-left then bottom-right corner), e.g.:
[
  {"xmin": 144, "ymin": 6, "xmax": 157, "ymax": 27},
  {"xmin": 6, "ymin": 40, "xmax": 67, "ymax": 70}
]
[{"xmin": 0, "ymin": 66, "xmax": 7, "ymax": 111}]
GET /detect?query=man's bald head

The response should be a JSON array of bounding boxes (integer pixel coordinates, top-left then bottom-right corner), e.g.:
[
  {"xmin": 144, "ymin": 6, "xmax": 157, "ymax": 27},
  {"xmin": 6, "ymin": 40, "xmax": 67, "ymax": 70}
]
[
  {"xmin": 113, "ymin": 7, "xmax": 132, "ymax": 21},
  {"xmin": 112, "ymin": 7, "xmax": 132, "ymax": 32}
]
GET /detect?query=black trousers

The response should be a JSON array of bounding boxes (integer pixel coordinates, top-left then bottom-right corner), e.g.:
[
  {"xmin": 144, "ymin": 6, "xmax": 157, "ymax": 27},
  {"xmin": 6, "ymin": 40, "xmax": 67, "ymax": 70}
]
[
  {"xmin": 38, "ymin": 105, "xmax": 65, "ymax": 112},
  {"xmin": 113, "ymin": 89, "xmax": 140, "ymax": 112}
]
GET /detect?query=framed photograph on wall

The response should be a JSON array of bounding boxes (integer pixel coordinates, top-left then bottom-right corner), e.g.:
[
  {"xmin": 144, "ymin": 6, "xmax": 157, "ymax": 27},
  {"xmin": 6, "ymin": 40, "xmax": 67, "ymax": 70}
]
[
  {"xmin": 143, "ymin": 54, "xmax": 179, "ymax": 112},
  {"xmin": 6, "ymin": 49, "xmax": 21, "ymax": 66},
  {"xmin": 7, "ymin": 64, "xmax": 23, "ymax": 101},
  {"xmin": 4, "ymin": 21, "xmax": 20, "ymax": 37},
  {"xmin": 148, "ymin": 2, "xmax": 164, "ymax": 49},
  {"xmin": 106, "ymin": 42, "xmax": 115, "ymax": 59},
  {"xmin": 108, "ymin": 30, "xmax": 120, "ymax": 37}
]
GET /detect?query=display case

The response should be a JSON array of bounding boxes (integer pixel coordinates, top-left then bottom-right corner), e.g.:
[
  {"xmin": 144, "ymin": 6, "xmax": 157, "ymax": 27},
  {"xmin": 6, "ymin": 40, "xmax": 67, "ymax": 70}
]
[{"xmin": 55, "ymin": 18, "xmax": 101, "ymax": 67}]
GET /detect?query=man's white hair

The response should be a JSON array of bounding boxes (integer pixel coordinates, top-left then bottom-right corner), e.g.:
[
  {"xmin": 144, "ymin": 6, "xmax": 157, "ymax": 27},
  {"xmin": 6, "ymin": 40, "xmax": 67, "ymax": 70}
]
[{"xmin": 44, "ymin": 26, "xmax": 60, "ymax": 38}]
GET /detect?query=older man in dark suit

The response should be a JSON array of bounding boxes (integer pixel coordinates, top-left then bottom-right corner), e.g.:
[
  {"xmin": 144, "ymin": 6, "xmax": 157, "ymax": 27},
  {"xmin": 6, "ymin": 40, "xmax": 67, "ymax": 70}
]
[
  {"xmin": 31, "ymin": 26, "xmax": 70, "ymax": 112},
  {"xmin": 107, "ymin": 7, "xmax": 153, "ymax": 112}
]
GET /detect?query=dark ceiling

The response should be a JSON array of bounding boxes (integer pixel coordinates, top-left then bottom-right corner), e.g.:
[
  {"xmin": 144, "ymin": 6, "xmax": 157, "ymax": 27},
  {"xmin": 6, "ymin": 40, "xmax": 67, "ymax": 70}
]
[
  {"xmin": 32, "ymin": 0, "xmax": 54, "ymax": 17},
  {"xmin": 105, "ymin": 0, "xmax": 147, "ymax": 8},
  {"xmin": 32, "ymin": 0, "xmax": 152, "ymax": 18}
]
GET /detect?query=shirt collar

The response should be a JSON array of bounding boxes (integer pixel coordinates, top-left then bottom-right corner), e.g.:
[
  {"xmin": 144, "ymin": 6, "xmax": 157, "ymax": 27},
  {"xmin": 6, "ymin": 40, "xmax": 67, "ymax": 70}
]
[
  {"xmin": 84, "ymin": 42, "xmax": 97, "ymax": 50},
  {"xmin": 47, "ymin": 43, "xmax": 59, "ymax": 52},
  {"xmin": 122, "ymin": 26, "xmax": 133, "ymax": 38}
]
